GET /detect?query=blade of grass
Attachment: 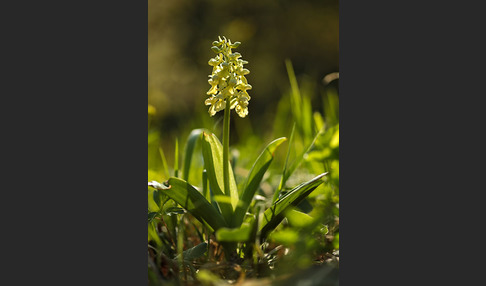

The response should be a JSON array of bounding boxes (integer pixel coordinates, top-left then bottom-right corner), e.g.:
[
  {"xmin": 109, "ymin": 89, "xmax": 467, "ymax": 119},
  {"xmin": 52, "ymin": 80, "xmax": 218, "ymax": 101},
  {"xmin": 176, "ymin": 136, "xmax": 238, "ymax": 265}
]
[
  {"xmin": 174, "ymin": 138, "xmax": 179, "ymax": 178},
  {"xmin": 232, "ymin": 137, "xmax": 287, "ymax": 227},
  {"xmin": 182, "ymin": 128, "xmax": 206, "ymax": 181},
  {"xmin": 273, "ymin": 124, "xmax": 296, "ymax": 204},
  {"xmin": 277, "ymin": 125, "xmax": 327, "ymax": 199},
  {"xmin": 159, "ymin": 147, "xmax": 170, "ymax": 179},
  {"xmin": 285, "ymin": 59, "xmax": 302, "ymax": 128},
  {"xmin": 259, "ymin": 172, "xmax": 328, "ymax": 241}
]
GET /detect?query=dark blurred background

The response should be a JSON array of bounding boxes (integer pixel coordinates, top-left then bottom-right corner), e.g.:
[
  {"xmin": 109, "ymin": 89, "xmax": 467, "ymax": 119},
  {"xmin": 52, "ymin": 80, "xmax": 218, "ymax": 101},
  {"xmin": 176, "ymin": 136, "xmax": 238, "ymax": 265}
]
[{"xmin": 148, "ymin": 0, "xmax": 338, "ymax": 150}]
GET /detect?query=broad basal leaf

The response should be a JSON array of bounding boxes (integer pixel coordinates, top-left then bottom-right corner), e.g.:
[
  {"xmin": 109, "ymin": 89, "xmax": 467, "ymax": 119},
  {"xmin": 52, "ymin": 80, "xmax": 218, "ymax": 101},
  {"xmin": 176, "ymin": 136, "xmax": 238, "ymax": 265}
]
[
  {"xmin": 201, "ymin": 132, "xmax": 238, "ymax": 223},
  {"xmin": 150, "ymin": 178, "xmax": 227, "ymax": 232}
]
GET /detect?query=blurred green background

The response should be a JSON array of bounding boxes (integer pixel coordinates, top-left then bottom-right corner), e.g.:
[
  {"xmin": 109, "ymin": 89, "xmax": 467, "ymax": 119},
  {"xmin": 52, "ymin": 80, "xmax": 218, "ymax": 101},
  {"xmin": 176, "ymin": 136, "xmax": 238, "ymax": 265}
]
[{"xmin": 148, "ymin": 0, "xmax": 338, "ymax": 160}]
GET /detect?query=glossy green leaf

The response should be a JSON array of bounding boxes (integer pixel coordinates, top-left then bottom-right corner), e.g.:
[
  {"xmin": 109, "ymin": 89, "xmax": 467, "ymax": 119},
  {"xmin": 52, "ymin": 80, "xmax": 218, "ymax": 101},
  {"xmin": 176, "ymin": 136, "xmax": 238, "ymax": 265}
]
[
  {"xmin": 182, "ymin": 128, "xmax": 206, "ymax": 181},
  {"xmin": 174, "ymin": 242, "xmax": 208, "ymax": 262},
  {"xmin": 232, "ymin": 137, "xmax": 286, "ymax": 227},
  {"xmin": 286, "ymin": 209, "xmax": 315, "ymax": 228},
  {"xmin": 259, "ymin": 172, "xmax": 327, "ymax": 240},
  {"xmin": 201, "ymin": 132, "xmax": 238, "ymax": 223},
  {"xmin": 151, "ymin": 178, "xmax": 227, "ymax": 232}
]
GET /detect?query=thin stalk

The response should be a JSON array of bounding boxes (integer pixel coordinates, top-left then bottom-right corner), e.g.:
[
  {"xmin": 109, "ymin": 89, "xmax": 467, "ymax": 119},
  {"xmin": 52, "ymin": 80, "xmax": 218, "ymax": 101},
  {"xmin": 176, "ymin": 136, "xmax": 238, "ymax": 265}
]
[
  {"xmin": 222, "ymin": 98, "xmax": 231, "ymax": 199},
  {"xmin": 222, "ymin": 98, "xmax": 237, "ymax": 260}
]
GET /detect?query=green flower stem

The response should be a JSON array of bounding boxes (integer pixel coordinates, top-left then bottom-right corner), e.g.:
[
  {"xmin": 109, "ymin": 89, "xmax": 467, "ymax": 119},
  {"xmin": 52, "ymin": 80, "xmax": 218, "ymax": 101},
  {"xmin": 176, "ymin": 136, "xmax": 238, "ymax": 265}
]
[
  {"xmin": 223, "ymin": 97, "xmax": 231, "ymax": 200},
  {"xmin": 222, "ymin": 98, "xmax": 237, "ymax": 259}
]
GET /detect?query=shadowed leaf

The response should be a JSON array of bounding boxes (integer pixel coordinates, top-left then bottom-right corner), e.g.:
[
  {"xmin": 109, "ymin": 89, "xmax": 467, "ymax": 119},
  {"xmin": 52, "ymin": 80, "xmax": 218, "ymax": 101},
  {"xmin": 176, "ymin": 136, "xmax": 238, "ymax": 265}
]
[
  {"xmin": 174, "ymin": 242, "xmax": 208, "ymax": 262},
  {"xmin": 232, "ymin": 137, "xmax": 286, "ymax": 227},
  {"xmin": 150, "ymin": 178, "xmax": 227, "ymax": 232},
  {"xmin": 260, "ymin": 172, "xmax": 328, "ymax": 240}
]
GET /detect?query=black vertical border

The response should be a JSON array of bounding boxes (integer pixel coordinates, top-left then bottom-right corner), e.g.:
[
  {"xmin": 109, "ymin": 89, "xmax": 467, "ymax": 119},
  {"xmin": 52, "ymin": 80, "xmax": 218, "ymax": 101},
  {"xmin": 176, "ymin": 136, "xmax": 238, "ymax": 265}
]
[
  {"xmin": 2, "ymin": 1, "xmax": 147, "ymax": 285},
  {"xmin": 341, "ymin": 0, "xmax": 485, "ymax": 285}
]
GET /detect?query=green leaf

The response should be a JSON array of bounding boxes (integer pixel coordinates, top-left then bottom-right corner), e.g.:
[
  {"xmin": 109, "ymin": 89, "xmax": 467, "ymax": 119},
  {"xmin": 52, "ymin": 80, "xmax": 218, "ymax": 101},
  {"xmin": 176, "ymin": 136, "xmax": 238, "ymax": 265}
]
[
  {"xmin": 313, "ymin": 112, "xmax": 325, "ymax": 133},
  {"xmin": 152, "ymin": 177, "xmax": 227, "ymax": 232},
  {"xmin": 278, "ymin": 124, "xmax": 335, "ymax": 196},
  {"xmin": 164, "ymin": 207, "xmax": 187, "ymax": 216},
  {"xmin": 201, "ymin": 132, "xmax": 238, "ymax": 223},
  {"xmin": 285, "ymin": 209, "xmax": 315, "ymax": 228},
  {"xmin": 148, "ymin": 212, "xmax": 158, "ymax": 223},
  {"xmin": 182, "ymin": 128, "xmax": 206, "ymax": 181},
  {"xmin": 232, "ymin": 137, "xmax": 286, "ymax": 227},
  {"xmin": 259, "ymin": 172, "xmax": 328, "ymax": 241},
  {"xmin": 216, "ymin": 222, "xmax": 252, "ymax": 242},
  {"xmin": 152, "ymin": 190, "xmax": 161, "ymax": 207},
  {"xmin": 159, "ymin": 147, "xmax": 170, "ymax": 179},
  {"xmin": 269, "ymin": 229, "xmax": 299, "ymax": 245},
  {"xmin": 147, "ymin": 188, "xmax": 159, "ymax": 213},
  {"xmin": 148, "ymin": 222, "xmax": 162, "ymax": 247},
  {"xmin": 285, "ymin": 59, "xmax": 302, "ymax": 128},
  {"xmin": 174, "ymin": 242, "xmax": 208, "ymax": 262},
  {"xmin": 273, "ymin": 124, "xmax": 296, "ymax": 203},
  {"xmin": 202, "ymin": 169, "xmax": 209, "ymax": 201}
]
